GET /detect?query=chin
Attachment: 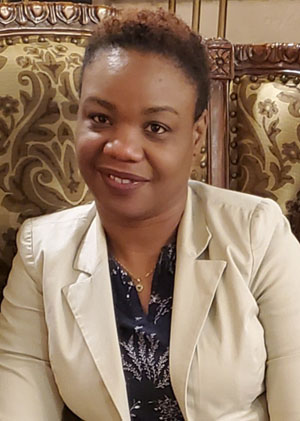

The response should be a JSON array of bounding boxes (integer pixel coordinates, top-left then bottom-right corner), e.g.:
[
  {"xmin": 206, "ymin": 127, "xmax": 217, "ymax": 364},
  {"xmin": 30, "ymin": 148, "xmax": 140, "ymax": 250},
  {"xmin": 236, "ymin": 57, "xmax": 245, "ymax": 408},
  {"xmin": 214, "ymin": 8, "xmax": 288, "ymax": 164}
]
[{"xmin": 95, "ymin": 197, "xmax": 155, "ymax": 222}]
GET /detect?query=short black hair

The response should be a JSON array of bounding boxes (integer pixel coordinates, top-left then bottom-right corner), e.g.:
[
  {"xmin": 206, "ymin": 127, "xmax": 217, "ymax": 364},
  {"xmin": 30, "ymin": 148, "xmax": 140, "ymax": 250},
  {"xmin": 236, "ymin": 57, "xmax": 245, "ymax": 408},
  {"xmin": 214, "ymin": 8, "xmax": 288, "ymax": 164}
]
[{"xmin": 81, "ymin": 8, "xmax": 210, "ymax": 120}]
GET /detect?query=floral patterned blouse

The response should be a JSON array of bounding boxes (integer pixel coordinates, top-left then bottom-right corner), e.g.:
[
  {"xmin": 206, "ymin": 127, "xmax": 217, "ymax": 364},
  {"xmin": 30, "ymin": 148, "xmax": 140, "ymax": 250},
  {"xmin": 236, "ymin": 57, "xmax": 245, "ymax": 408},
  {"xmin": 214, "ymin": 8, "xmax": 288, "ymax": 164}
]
[{"xmin": 109, "ymin": 242, "xmax": 184, "ymax": 421}]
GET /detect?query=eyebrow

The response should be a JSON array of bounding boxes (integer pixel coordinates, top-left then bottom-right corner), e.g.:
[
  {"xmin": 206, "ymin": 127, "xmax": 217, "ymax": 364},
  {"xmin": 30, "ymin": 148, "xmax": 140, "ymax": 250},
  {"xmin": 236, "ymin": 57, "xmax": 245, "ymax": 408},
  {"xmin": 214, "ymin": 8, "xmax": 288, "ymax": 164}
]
[
  {"xmin": 83, "ymin": 97, "xmax": 116, "ymax": 112},
  {"xmin": 143, "ymin": 106, "xmax": 179, "ymax": 116},
  {"xmin": 83, "ymin": 97, "xmax": 179, "ymax": 116}
]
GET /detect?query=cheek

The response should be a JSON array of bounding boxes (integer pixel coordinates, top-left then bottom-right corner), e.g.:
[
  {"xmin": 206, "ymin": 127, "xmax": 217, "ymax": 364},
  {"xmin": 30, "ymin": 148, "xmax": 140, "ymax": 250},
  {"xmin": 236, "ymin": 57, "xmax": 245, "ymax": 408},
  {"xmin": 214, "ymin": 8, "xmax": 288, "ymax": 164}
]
[
  {"xmin": 151, "ymin": 145, "xmax": 193, "ymax": 181},
  {"xmin": 76, "ymin": 132, "xmax": 104, "ymax": 167},
  {"xmin": 162, "ymin": 137, "xmax": 194, "ymax": 168},
  {"xmin": 76, "ymin": 140, "xmax": 93, "ymax": 167}
]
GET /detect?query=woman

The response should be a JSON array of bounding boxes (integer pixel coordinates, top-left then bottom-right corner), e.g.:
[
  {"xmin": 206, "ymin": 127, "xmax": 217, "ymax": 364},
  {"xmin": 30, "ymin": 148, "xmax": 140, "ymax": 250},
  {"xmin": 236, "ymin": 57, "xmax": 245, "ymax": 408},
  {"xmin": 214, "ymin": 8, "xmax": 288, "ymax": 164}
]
[{"xmin": 0, "ymin": 8, "xmax": 300, "ymax": 421}]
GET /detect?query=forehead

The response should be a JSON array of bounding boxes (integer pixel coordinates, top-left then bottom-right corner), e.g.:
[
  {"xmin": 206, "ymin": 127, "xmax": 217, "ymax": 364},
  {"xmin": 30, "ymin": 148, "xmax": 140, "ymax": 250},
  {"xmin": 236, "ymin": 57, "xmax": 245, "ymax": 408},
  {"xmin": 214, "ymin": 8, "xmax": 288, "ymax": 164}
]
[{"xmin": 80, "ymin": 48, "xmax": 197, "ymax": 109}]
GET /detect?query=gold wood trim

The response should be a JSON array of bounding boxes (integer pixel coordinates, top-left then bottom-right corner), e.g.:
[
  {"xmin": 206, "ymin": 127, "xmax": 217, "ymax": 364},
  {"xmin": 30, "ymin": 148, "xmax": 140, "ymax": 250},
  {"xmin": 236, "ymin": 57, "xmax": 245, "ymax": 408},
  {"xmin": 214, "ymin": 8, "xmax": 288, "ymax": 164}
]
[
  {"xmin": 192, "ymin": 0, "xmax": 202, "ymax": 33},
  {"xmin": 168, "ymin": 0, "xmax": 176, "ymax": 14},
  {"xmin": 217, "ymin": 0, "xmax": 228, "ymax": 38},
  {"xmin": 0, "ymin": 3, "xmax": 117, "ymax": 29},
  {"xmin": 0, "ymin": 29, "xmax": 93, "ymax": 38}
]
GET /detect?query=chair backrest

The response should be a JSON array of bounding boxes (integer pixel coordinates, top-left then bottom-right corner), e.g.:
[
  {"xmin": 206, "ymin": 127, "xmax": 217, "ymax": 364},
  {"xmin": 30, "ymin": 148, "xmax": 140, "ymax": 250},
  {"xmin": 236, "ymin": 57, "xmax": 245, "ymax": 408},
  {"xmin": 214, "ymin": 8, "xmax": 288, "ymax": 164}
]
[
  {"xmin": 0, "ymin": 1, "xmax": 231, "ymax": 299},
  {"xmin": 202, "ymin": 42, "xmax": 300, "ymax": 241},
  {"xmin": 228, "ymin": 44, "xmax": 300, "ymax": 239}
]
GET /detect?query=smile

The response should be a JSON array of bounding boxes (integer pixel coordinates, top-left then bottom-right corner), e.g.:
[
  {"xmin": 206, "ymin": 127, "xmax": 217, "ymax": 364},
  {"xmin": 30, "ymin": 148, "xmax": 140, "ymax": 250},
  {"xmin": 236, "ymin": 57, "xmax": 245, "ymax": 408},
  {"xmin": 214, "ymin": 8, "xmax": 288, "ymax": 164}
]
[
  {"xmin": 99, "ymin": 168, "xmax": 149, "ymax": 192},
  {"xmin": 108, "ymin": 174, "xmax": 138, "ymax": 185}
]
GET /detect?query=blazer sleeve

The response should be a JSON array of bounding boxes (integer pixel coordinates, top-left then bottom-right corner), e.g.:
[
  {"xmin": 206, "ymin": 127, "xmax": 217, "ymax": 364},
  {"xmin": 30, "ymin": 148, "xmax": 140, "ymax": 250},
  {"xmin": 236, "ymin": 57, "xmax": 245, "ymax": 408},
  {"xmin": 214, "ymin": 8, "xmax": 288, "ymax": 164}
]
[
  {"xmin": 250, "ymin": 200, "xmax": 300, "ymax": 420},
  {"xmin": 0, "ymin": 219, "xmax": 64, "ymax": 421}
]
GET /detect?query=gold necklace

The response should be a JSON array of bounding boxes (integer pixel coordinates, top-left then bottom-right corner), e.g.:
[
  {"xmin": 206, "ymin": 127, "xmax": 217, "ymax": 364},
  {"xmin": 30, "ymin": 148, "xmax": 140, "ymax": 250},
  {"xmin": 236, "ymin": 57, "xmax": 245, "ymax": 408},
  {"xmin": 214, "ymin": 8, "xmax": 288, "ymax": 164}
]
[{"xmin": 113, "ymin": 257, "xmax": 155, "ymax": 293}]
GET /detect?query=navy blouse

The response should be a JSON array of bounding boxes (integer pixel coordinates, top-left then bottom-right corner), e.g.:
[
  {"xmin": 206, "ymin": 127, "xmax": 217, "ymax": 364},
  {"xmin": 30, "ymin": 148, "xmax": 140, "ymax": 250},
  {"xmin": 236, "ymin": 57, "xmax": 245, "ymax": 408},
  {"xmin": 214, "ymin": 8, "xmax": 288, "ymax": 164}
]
[{"xmin": 109, "ymin": 242, "xmax": 184, "ymax": 420}]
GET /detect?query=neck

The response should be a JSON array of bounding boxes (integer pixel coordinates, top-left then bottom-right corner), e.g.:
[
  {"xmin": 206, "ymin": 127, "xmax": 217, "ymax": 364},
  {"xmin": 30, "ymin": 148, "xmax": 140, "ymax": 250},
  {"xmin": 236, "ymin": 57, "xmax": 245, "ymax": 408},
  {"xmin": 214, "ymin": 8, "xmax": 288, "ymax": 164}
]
[{"xmin": 97, "ymin": 200, "xmax": 185, "ymax": 266}]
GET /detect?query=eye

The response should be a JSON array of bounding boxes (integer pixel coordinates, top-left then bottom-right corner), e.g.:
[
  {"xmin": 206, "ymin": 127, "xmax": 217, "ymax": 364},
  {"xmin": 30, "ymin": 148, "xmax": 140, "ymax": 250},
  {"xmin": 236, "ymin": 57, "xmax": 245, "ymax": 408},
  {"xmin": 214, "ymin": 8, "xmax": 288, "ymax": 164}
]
[
  {"xmin": 89, "ymin": 113, "xmax": 111, "ymax": 125},
  {"xmin": 145, "ymin": 122, "xmax": 169, "ymax": 135}
]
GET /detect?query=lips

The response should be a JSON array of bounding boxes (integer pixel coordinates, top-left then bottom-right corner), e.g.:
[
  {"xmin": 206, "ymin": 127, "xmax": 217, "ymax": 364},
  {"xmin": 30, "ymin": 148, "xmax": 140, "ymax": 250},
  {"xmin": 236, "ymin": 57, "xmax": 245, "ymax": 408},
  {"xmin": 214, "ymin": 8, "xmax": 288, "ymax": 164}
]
[{"xmin": 98, "ymin": 167, "xmax": 150, "ymax": 191}]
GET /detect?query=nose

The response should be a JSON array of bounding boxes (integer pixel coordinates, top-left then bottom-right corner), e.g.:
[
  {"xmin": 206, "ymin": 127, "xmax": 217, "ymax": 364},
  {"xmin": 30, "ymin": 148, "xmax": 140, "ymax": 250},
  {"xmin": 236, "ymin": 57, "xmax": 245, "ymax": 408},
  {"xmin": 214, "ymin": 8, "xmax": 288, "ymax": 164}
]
[{"xmin": 103, "ymin": 128, "xmax": 144, "ymax": 162}]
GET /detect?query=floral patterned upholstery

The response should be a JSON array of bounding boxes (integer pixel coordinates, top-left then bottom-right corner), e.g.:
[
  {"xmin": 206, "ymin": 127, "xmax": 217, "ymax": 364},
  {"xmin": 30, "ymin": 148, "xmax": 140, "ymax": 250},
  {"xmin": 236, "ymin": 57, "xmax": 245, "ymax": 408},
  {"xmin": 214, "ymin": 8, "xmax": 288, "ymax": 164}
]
[
  {"xmin": 0, "ymin": 34, "xmax": 94, "ymax": 299},
  {"xmin": 229, "ymin": 74, "xmax": 300, "ymax": 239}
]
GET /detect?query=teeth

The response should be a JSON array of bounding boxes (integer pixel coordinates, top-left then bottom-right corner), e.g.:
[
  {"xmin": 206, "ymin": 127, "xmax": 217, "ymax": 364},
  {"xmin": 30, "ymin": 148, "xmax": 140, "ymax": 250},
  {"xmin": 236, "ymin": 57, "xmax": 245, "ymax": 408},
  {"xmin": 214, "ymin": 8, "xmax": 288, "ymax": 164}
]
[
  {"xmin": 114, "ymin": 176, "xmax": 122, "ymax": 184},
  {"xmin": 109, "ymin": 174, "xmax": 134, "ymax": 184}
]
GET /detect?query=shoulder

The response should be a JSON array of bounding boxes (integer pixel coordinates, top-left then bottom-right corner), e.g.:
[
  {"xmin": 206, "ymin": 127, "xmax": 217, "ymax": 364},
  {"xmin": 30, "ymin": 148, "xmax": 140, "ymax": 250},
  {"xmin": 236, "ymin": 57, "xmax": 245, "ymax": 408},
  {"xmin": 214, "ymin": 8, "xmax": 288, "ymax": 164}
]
[
  {"xmin": 188, "ymin": 180, "xmax": 282, "ymax": 221},
  {"xmin": 189, "ymin": 180, "xmax": 280, "ymax": 214},
  {"xmin": 187, "ymin": 181, "xmax": 299, "ymax": 293},
  {"xmin": 26, "ymin": 202, "xmax": 96, "ymax": 229},
  {"xmin": 16, "ymin": 202, "xmax": 97, "ymax": 263},
  {"xmin": 188, "ymin": 180, "xmax": 286, "ymax": 250}
]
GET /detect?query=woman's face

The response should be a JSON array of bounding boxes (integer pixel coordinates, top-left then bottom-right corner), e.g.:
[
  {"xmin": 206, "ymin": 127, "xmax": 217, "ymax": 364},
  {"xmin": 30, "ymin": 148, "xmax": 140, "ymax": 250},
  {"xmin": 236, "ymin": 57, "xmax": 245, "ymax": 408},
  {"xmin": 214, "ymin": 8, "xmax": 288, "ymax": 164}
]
[{"xmin": 76, "ymin": 48, "xmax": 206, "ymax": 221}]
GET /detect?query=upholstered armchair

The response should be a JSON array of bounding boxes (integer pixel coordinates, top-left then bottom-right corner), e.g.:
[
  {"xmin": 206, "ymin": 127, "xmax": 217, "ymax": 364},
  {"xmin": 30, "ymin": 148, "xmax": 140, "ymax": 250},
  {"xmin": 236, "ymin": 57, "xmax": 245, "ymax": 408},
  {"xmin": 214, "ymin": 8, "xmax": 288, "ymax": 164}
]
[{"xmin": 1, "ymin": 2, "xmax": 300, "ymax": 306}]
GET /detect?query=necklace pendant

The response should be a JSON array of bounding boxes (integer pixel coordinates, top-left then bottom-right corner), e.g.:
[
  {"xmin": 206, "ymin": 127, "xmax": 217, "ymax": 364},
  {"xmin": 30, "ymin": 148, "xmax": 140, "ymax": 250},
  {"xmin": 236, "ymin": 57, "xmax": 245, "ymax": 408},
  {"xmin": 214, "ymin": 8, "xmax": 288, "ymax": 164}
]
[{"xmin": 136, "ymin": 283, "xmax": 144, "ymax": 293}]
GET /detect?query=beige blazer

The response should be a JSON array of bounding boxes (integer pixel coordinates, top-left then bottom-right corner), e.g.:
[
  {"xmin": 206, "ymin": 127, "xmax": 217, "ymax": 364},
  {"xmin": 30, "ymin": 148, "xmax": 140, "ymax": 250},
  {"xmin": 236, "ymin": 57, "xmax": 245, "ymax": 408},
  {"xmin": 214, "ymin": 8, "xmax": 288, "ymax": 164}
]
[{"xmin": 1, "ymin": 181, "xmax": 300, "ymax": 421}]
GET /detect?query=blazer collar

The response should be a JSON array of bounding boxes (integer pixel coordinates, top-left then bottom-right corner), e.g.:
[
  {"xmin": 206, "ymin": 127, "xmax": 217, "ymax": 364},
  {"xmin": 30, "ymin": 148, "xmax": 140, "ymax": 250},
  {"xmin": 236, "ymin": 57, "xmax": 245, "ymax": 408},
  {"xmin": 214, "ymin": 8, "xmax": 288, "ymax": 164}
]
[
  {"xmin": 63, "ymin": 206, "xmax": 130, "ymax": 420},
  {"xmin": 178, "ymin": 184, "xmax": 212, "ymax": 257},
  {"xmin": 72, "ymin": 207, "xmax": 103, "ymax": 275},
  {"xmin": 170, "ymin": 185, "xmax": 227, "ymax": 419}
]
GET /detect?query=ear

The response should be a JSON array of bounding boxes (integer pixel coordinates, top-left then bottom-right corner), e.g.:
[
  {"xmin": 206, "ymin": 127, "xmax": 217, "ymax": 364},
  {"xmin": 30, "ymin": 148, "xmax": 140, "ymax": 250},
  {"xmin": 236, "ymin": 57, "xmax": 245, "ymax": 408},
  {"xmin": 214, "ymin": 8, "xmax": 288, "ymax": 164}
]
[{"xmin": 192, "ymin": 109, "xmax": 208, "ymax": 155}]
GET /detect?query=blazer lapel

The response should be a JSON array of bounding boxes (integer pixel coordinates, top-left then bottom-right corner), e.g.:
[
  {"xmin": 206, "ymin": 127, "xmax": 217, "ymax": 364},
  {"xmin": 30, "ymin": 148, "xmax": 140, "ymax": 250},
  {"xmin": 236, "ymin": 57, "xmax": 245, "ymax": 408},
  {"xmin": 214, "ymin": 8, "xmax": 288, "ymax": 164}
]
[
  {"xmin": 62, "ymin": 212, "xmax": 130, "ymax": 421},
  {"xmin": 170, "ymin": 187, "xmax": 227, "ymax": 419}
]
